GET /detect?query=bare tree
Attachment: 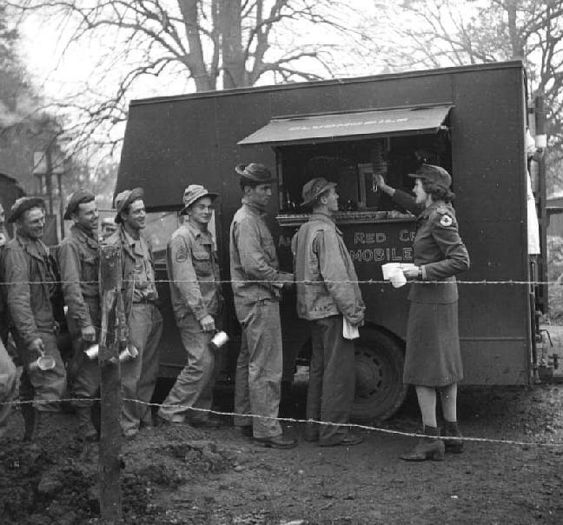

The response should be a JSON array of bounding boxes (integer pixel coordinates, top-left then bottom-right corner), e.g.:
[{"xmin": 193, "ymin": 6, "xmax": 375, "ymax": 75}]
[
  {"xmin": 9, "ymin": 0, "xmax": 367, "ymax": 156},
  {"xmin": 0, "ymin": 4, "xmax": 66, "ymax": 195},
  {"xmin": 370, "ymin": 0, "xmax": 563, "ymax": 191}
]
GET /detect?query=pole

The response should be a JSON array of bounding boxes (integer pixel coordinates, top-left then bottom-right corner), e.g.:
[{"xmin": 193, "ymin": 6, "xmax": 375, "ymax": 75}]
[
  {"xmin": 57, "ymin": 173, "xmax": 65, "ymax": 240},
  {"xmin": 535, "ymin": 93, "xmax": 547, "ymax": 314},
  {"xmin": 45, "ymin": 149, "xmax": 54, "ymax": 216},
  {"xmin": 98, "ymin": 244, "xmax": 124, "ymax": 523}
]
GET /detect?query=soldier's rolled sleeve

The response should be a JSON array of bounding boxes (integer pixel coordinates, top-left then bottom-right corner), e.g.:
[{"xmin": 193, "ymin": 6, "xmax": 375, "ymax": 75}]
[
  {"xmin": 168, "ymin": 235, "xmax": 207, "ymax": 321},
  {"xmin": 57, "ymin": 242, "xmax": 93, "ymax": 329},
  {"xmin": 236, "ymin": 218, "xmax": 281, "ymax": 288},
  {"xmin": 316, "ymin": 231, "xmax": 365, "ymax": 325},
  {"xmin": 4, "ymin": 248, "xmax": 39, "ymax": 346},
  {"xmin": 425, "ymin": 214, "xmax": 470, "ymax": 280}
]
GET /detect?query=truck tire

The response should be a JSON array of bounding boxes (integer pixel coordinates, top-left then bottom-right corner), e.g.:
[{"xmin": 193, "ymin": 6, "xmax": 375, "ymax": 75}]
[{"xmin": 352, "ymin": 328, "xmax": 407, "ymax": 422}]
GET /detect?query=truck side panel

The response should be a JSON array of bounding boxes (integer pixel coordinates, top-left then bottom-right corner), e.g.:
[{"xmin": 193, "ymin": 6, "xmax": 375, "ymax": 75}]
[{"xmin": 117, "ymin": 62, "xmax": 532, "ymax": 386}]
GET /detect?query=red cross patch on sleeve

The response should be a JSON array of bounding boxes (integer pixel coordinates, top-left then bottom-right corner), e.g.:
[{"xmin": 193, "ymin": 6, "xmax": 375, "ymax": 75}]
[{"xmin": 439, "ymin": 215, "xmax": 453, "ymax": 227}]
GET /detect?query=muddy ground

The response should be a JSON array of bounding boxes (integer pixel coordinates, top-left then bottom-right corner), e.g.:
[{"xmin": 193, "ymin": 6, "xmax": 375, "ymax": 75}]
[{"xmin": 1, "ymin": 375, "xmax": 563, "ymax": 524}]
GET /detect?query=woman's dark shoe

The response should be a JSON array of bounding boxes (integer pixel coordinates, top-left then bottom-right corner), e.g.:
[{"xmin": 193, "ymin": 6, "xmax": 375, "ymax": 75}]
[
  {"xmin": 443, "ymin": 421, "xmax": 464, "ymax": 453},
  {"xmin": 400, "ymin": 426, "xmax": 445, "ymax": 461}
]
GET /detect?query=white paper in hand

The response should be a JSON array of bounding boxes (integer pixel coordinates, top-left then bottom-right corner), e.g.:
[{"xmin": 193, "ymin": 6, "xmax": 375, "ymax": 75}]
[{"xmin": 343, "ymin": 318, "xmax": 359, "ymax": 340}]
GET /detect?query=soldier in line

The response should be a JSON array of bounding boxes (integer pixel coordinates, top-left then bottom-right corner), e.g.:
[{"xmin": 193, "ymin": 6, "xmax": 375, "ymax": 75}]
[
  {"xmin": 292, "ymin": 178, "xmax": 365, "ymax": 447},
  {"xmin": 0, "ymin": 202, "xmax": 17, "ymax": 439},
  {"xmin": 57, "ymin": 191, "xmax": 100, "ymax": 441},
  {"xmin": 157, "ymin": 185, "xmax": 223, "ymax": 427},
  {"xmin": 229, "ymin": 163, "xmax": 296, "ymax": 449},
  {"xmin": 4, "ymin": 197, "xmax": 66, "ymax": 440},
  {"xmin": 106, "ymin": 188, "xmax": 163, "ymax": 439}
]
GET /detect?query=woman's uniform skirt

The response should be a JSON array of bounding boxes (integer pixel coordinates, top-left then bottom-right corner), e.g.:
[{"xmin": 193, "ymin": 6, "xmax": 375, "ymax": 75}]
[{"xmin": 403, "ymin": 301, "xmax": 463, "ymax": 387}]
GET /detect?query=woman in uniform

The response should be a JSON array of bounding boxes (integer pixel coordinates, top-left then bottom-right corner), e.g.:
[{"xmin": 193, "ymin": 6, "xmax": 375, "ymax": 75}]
[{"xmin": 377, "ymin": 164, "xmax": 470, "ymax": 461}]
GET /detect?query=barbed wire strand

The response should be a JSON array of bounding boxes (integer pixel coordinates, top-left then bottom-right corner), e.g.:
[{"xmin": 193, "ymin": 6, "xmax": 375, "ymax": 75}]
[
  {"xmin": 0, "ymin": 278, "xmax": 558, "ymax": 286},
  {"xmin": 0, "ymin": 396, "xmax": 562, "ymax": 449}
]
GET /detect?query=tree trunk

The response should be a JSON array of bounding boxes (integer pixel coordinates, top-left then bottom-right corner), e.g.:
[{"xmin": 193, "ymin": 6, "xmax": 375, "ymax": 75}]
[
  {"xmin": 218, "ymin": 0, "xmax": 246, "ymax": 88},
  {"xmin": 506, "ymin": 0, "xmax": 524, "ymax": 59},
  {"xmin": 177, "ymin": 0, "xmax": 214, "ymax": 91}
]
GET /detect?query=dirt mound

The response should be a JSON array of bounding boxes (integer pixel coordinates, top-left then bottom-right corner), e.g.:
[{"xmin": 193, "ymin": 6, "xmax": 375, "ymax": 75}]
[{"xmin": 0, "ymin": 417, "xmax": 236, "ymax": 525}]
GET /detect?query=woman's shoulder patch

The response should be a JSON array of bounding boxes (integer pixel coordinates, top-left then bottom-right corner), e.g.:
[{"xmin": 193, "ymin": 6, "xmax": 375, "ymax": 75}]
[{"xmin": 439, "ymin": 214, "xmax": 453, "ymax": 227}]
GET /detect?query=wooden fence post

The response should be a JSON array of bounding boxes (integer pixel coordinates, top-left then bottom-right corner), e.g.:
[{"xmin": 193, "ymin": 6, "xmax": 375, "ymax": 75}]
[{"xmin": 98, "ymin": 243, "xmax": 125, "ymax": 523}]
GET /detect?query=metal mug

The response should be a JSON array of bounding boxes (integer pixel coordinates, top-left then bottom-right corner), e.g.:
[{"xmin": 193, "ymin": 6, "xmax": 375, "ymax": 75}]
[
  {"xmin": 84, "ymin": 343, "xmax": 99, "ymax": 360},
  {"xmin": 210, "ymin": 330, "xmax": 229, "ymax": 351},
  {"xmin": 29, "ymin": 355, "xmax": 56, "ymax": 372},
  {"xmin": 119, "ymin": 344, "xmax": 139, "ymax": 362}
]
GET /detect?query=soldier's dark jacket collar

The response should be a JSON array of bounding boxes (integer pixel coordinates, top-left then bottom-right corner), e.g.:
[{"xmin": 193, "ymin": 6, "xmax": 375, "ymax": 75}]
[
  {"xmin": 15, "ymin": 231, "xmax": 49, "ymax": 260},
  {"xmin": 120, "ymin": 225, "xmax": 152, "ymax": 260},
  {"xmin": 70, "ymin": 223, "xmax": 98, "ymax": 248}
]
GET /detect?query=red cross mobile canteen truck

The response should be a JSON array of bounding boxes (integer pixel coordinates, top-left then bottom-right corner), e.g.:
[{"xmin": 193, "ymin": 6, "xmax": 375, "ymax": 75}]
[{"xmin": 116, "ymin": 60, "xmax": 548, "ymax": 420}]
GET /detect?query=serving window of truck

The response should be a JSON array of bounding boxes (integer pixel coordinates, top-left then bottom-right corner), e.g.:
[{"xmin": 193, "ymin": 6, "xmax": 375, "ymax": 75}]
[{"xmin": 116, "ymin": 61, "xmax": 545, "ymax": 422}]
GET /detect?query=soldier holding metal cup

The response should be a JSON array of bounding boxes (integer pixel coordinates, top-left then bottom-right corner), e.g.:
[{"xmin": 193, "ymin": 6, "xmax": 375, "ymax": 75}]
[{"xmin": 157, "ymin": 185, "xmax": 224, "ymax": 428}]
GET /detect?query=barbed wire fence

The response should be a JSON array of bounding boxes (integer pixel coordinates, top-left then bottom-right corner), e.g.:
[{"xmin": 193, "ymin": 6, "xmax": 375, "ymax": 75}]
[{"xmin": 0, "ymin": 273, "xmax": 561, "ymax": 449}]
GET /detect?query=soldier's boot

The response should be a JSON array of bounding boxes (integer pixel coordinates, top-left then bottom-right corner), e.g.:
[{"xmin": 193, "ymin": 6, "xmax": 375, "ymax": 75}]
[
  {"xmin": 76, "ymin": 407, "xmax": 99, "ymax": 442},
  {"xmin": 443, "ymin": 420, "xmax": 464, "ymax": 453},
  {"xmin": 21, "ymin": 405, "xmax": 40, "ymax": 442},
  {"xmin": 399, "ymin": 425, "xmax": 445, "ymax": 462}
]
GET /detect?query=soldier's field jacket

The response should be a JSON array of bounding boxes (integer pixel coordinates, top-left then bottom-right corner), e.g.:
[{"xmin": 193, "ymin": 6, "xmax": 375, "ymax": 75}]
[
  {"xmin": 393, "ymin": 190, "xmax": 470, "ymax": 304},
  {"xmin": 167, "ymin": 222, "xmax": 222, "ymax": 321},
  {"xmin": 104, "ymin": 225, "xmax": 158, "ymax": 323},
  {"xmin": 229, "ymin": 199, "xmax": 287, "ymax": 310},
  {"xmin": 292, "ymin": 212, "xmax": 365, "ymax": 325},
  {"xmin": 57, "ymin": 224, "xmax": 100, "ymax": 331},
  {"xmin": 3, "ymin": 233, "xmax": 61, "ymax": 346}
]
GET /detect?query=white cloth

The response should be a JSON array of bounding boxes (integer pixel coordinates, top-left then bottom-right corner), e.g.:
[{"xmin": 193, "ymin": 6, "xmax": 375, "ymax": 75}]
[{"xmin": 527, "ymin": 171, "xmax": 540, "ymax": 255}]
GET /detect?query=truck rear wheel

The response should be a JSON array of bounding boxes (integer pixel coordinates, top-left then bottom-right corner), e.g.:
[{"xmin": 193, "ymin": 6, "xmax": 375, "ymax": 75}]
[{"xmin": 352, "ymin": 329, "xmax": 407, "ymax": 422}]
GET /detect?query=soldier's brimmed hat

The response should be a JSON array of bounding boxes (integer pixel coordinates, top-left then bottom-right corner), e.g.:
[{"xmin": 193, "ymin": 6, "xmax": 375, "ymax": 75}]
[
  {"xmin": 301, "ymin": 177, "xmax": 337, "ymax": 207},
  {"xmin": 234, "ymin": 163, "xmax": 276, "ymax": 184},
  {"xmin": 408, "ymin": 164, "xmax": 452, "ymax": 190},
  {"xmin": 63, "ymin": 190, "xmax": 96, "ymax": 220},
  {"xmin": 114, "ymin": 187, "xmax": 144, "ymax": 223},
  {"xmin": 8, "ymin": 197, "xmax": 46, "ymax": 224},
  {"xmin": 181, "ymin": 185, "xmax": 218, "ymax": 214}
]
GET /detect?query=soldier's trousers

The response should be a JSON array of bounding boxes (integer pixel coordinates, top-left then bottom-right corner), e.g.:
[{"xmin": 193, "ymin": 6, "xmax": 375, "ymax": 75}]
[
  {"xmin": 234, "ymin": 299, "xmax": 283, "ymax": 439},
  {"xmin": 19, "ymin": 331, "xmax": 66, "ymax": 412},
  {"xmin": 121, "ymin": 303, "xmax": 162, "ymax": 435},
  {"xmin": 306, "ymin": 315, "xmax": 355, "ymax": 445},
  {"xmin": 0, "ymin": 337, "xmax": 17, "ymax": 437},
  {"xmin": 158, "ymin": 314, "xmax": 217, "ymax": 423},
  {"xmin": 67, "ymin": 312, "xmax": 100, "ymax": 407}
]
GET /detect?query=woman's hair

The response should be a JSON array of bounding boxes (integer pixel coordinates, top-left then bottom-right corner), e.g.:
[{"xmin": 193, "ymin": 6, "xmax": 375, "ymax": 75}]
[
  {"xmin": 421, "ymin": 179, "xmax": 455, "ymax": 203},
  {"xmin": 240, "ymin": 177, "xmax": 260, "ymax": 191}
]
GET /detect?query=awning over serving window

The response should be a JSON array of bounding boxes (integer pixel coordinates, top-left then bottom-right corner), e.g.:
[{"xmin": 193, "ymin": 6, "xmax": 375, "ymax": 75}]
[{"xmin": 238, "ymin": 105, "xmax": 453, "ymax": 146}]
